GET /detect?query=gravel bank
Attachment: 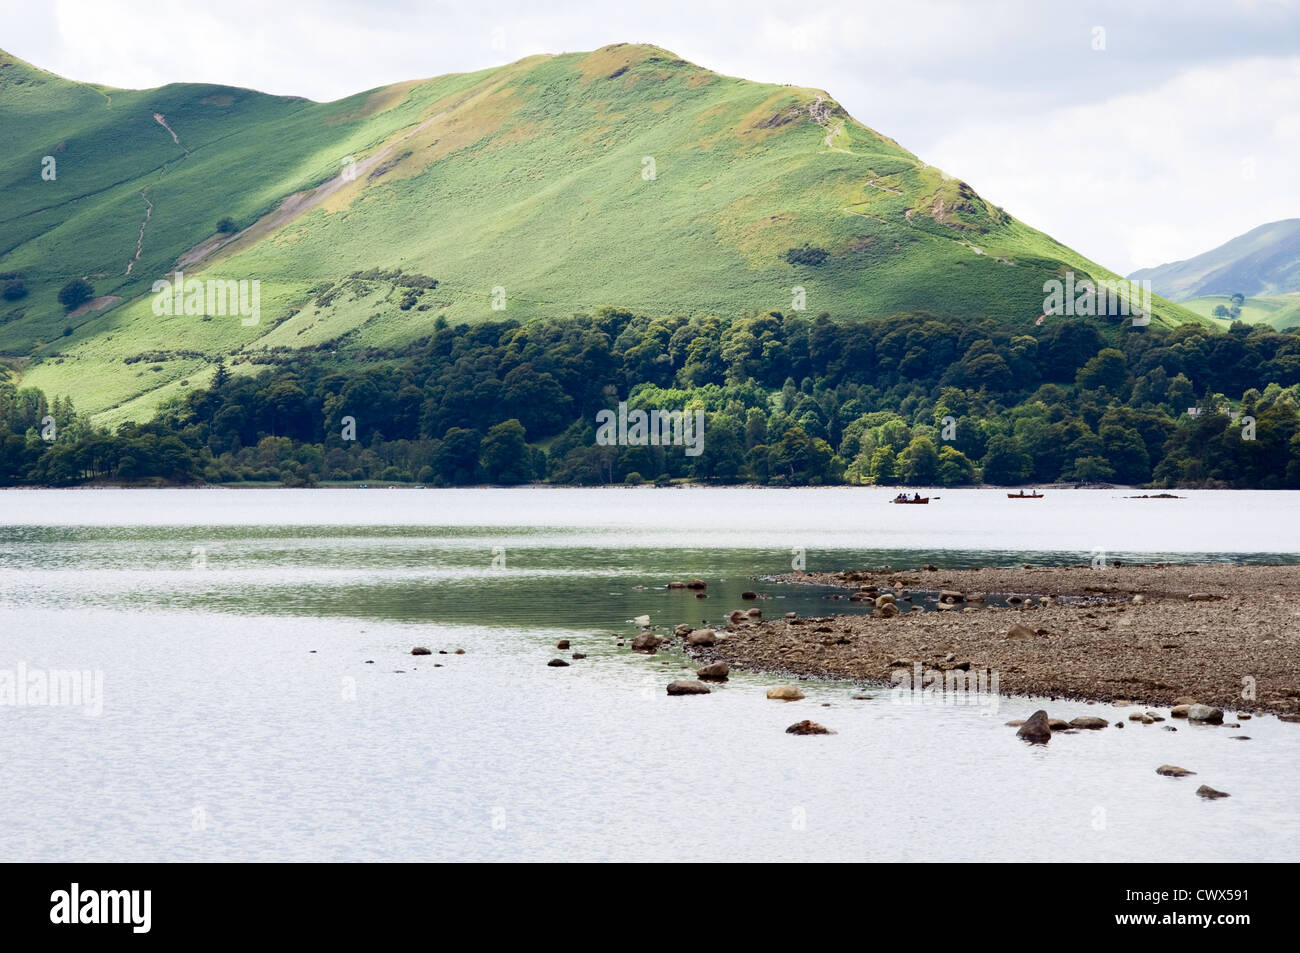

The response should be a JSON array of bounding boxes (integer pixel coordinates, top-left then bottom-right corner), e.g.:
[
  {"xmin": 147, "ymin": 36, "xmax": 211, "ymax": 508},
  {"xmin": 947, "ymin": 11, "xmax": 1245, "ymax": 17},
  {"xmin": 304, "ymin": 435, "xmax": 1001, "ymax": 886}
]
[{"xmin": 688, "ymin": 564, "xmax": 1300, "ymax": 715}]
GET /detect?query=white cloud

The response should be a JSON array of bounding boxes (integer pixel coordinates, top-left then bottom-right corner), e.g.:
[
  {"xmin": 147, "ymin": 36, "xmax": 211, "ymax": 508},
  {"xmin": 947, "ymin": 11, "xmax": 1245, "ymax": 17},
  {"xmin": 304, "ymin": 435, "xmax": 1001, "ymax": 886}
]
[{"xmin": 926, "ymin": 56, "xmax": 1300, "ymax": 273}]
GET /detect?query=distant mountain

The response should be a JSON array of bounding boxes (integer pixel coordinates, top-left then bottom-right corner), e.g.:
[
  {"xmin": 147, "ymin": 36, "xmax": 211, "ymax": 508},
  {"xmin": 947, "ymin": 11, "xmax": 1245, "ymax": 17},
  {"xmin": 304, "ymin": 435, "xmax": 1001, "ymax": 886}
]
[
  {"xmin": 1, "ymin": 43, "xmax": 1198, "ymax": 422},
  {"xmin": 1130, "ymin": 219, "xmax": 1300, "ymax": 301}
]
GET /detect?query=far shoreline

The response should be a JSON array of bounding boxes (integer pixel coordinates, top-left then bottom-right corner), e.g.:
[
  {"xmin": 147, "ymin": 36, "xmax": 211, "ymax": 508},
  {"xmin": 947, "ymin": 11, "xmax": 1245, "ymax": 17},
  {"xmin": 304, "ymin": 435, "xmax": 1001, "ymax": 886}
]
[{"xmin": 0, "ymin": 481, "xmax": 1273, "ymax": 492}]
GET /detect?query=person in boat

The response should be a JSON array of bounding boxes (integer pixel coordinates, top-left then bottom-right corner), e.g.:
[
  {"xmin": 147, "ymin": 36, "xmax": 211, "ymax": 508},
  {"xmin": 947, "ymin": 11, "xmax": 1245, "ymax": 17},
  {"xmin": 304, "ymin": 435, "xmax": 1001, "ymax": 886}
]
[{"xmin": 912, "ymin": 492, "xmax": 921, "ymax": 501}]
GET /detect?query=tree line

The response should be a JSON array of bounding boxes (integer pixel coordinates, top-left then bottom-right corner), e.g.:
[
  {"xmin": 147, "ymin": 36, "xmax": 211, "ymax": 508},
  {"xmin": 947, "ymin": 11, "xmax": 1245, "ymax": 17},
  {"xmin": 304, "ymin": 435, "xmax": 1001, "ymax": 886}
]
[{"xmin": 3, "ymin": 308, "xmax": 1300, "ymax": 488}]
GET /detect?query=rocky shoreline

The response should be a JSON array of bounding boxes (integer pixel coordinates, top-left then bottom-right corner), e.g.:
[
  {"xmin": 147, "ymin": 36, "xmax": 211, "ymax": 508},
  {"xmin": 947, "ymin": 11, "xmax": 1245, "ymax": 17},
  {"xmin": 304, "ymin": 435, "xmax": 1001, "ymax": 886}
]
[{"xmin": 683, "ymin": 564, "xmax": 1300, "ymax": 716}]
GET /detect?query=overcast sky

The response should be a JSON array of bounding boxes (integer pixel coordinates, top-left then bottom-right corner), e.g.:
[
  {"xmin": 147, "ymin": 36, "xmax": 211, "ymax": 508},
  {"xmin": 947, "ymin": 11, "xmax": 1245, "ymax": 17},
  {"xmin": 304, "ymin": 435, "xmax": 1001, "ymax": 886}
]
[{"xmin": 4, "ymin": 0, "xmax": 1298, "ymax": 274}]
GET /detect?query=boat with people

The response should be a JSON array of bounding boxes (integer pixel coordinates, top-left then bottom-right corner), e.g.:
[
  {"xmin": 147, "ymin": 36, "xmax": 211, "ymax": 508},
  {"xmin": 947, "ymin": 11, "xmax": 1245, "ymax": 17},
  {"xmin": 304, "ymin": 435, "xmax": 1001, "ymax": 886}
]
[
  {"xmin": 892, "ymin": 492, "xmax": 929, "ymax": 504},
  {"xmin": 1007, "ymin": 490, "xmax": 1044, "ymax": 498}
]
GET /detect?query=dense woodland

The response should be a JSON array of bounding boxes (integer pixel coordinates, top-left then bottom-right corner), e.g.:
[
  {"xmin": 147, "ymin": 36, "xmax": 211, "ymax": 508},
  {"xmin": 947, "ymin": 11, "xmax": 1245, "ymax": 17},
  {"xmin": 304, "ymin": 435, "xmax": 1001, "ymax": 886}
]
[{"xmin": 4, "ymin": 308, "xmax": 1300, "ymax": 488}]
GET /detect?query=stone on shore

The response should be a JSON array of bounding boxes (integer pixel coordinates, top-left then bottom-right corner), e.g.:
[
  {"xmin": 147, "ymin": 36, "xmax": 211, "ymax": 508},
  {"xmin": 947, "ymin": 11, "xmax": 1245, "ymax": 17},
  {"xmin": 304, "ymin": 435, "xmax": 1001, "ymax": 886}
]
[
  {"xmin": 877, "ymin": 603, "xmax": 899, "ymax": 618},
  {"xmin": 666, "ymin": 680, "xmax": 711, "ymax": 695},
  {"xmin": 1187, "ymin": 704, "xmax": 1224, "ymax": 724},
  {"xmin": 687, "ymin": 628, "xmax": 718, "ymax": 646},
  {"xmin": 1005, "ymin": 623, "xmax": 1036, "ymax": 640},
  {"xmin": 1016, "ymin": 709, "xmax": 1052, "ymax": 743},
  {"xmin": 767, "ymin": 685, "xmax": 805, "ymax": 701}
]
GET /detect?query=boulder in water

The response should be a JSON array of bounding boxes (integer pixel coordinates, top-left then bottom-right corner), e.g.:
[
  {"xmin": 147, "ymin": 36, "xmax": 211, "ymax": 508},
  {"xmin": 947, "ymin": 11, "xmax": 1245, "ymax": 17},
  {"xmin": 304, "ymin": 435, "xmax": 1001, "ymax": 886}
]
[
  {"xmin": 666, "ymin": 680, "xmax": 711, "ymax": 695},
  {"xmin": 1016, "ymin": 710, "xmax": 1052, "ymax": 743}
]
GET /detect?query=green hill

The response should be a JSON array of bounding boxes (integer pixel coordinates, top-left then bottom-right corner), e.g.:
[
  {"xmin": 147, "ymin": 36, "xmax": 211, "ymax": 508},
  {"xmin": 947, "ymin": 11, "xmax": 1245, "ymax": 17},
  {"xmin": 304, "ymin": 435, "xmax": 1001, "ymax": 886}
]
[
  {"xmin": 1130, "ymin": 219, "xmax": 1300, "ymax": 301},
  {"xmin": 1, "ymin": 43, "xmax": 1203, "ymax": 424}
]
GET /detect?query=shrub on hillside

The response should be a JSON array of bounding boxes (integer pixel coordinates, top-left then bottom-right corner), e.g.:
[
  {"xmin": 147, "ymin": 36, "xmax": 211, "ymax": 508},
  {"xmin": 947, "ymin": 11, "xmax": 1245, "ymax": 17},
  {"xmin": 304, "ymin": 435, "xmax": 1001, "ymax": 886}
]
[
  {"xmin": 57, "ymin": 279, "xmax": 94, "ymax": 311},
  {"xmin": 784, "ymin": 245, "xmax": 829, "ymax": 266}
]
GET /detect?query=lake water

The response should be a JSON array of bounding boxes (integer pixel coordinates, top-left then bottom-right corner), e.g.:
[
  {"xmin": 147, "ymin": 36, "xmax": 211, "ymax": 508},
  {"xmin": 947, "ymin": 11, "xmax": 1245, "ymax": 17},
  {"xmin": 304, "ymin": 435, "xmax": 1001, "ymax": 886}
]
[{"xmin": 2, "ymin": 487, "xmax": 1298, "ymax": 861}]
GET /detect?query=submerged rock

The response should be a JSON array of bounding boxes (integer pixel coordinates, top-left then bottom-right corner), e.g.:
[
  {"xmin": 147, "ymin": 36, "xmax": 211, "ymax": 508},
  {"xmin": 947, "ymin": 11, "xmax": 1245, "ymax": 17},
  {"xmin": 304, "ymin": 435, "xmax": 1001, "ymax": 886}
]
[
  {"xmin": 411, "ymin": 647, "xmax": 432, "ymax": 656},
  {"xmin": 555, "ymin": 639, "xmax": 570, "ymax": 650},
  {"xmin": 767, "ymin": 685, "xmax": 805, "ymax": 701},
  {"xmin": 785, "ymin": 720, "xmax": 834, "ymax": 735},
  {"xmin": 1156, "ymin": 765, "xmax": 1196, "ymax": 777},
  {"xmin": 696, "ymin": 661, "xmax": 730, "ymax": 681},
  {"xmin": 547, "ymin": 658, "xmax": 570, "ymax": 667},
  {"xmin": 1069, "ymin": 716, "xmax": 1108, "ymax": 730},
  {"xmin": 1196, "ymin": 785, "xmax": 1230, "ymax": 799},
  {"xmin": 1016, "ymin": 710, "xmax": 1052, "ymax": 743}
]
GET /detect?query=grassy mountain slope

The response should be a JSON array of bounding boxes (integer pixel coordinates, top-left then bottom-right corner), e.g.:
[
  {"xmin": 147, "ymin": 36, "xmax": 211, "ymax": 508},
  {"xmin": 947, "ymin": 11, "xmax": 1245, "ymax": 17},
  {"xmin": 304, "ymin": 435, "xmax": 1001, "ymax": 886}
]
[
  {"xmin": 2, "ymin": 43, "xmax": 1203, "ymax": 424},
  {"xmin": 1130, "ymin": 218, "xmax": 1300, "ymax": 301},
  {"xmin": 1183, "ymin": 293, "xmax": 1300, "ymax": 330}
]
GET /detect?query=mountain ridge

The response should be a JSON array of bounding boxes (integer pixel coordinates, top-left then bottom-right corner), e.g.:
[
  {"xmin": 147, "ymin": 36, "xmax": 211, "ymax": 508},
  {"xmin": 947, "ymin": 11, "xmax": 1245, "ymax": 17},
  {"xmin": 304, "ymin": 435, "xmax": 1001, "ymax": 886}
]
[{"xmin": 1130, "ymin": 218, "xmax": 1300, "ymax": 301}]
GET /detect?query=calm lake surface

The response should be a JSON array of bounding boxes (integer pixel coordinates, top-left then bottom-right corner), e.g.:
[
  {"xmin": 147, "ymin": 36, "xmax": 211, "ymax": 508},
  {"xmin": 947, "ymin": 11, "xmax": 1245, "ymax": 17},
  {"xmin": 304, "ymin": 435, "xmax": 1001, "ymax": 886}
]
[{"xmin": 2, "ymin": 487, "xmax": 1298, "ymax": 861}]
